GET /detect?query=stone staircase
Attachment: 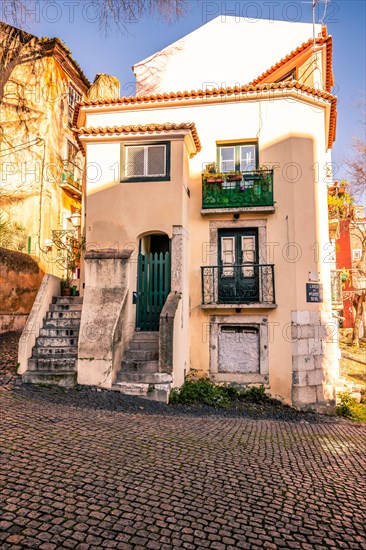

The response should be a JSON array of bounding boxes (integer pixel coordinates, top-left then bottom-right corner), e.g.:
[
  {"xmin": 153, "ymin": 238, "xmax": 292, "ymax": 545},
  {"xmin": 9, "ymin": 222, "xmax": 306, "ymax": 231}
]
[
  {"xmin": 23, "ymin": 296, "xmax": 83, "ymax": 387},
  {"xmin": 112, "ymin": 331, "xmax": 172, "ymax": 403}
]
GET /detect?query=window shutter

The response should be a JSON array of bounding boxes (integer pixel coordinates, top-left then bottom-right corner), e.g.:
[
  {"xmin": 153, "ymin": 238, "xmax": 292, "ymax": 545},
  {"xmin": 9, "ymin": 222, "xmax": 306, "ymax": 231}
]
[
  {"xmin": 126, "ymin": 146, "xmax": 145, "ymax": 177},
  {"xmin": 147, "ymin": 145, "xmax": 166, "ymax": 176}
]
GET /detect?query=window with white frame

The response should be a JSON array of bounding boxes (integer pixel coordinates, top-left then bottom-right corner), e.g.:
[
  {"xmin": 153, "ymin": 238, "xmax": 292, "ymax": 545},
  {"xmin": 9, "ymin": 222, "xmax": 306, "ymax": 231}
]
[
  {"xmin": 353, "ymin": 249, "xmax": 362, "ymax": 261},
  {"xmin": 121, "ymin": 142, "xmax": 171, "ymax": 181},
  {"xmin": 217, "ymin": 143, "xmax": 257, "ymax": 173}
]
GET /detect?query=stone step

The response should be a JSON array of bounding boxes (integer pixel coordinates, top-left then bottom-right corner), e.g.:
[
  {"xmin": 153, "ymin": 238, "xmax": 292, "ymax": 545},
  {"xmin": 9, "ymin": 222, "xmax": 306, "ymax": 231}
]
[
  {"xmin": 49, "ymin": 303, "xmax": 83, "ymax": 312},
  {"xmin": 46, "ymin": 311, "xmax": 82, "ymax": 320},
  {"xmin": 39, "ymin": 327, "xmax": 79, "ymax": 338},
  {"xmin": 28, "ymin": 357, "xmax": 76, "ymax": 372},
  {"xmin": 121, "ymin": 359, "xmax": 159, "ymax": 373},
  {"xmin": 111, "ymin": 381, "xmax": 171, "ymax": 404},
  {"xmin": 23, "ymin": 371, "xmax": 76, "ymax": 387},
  {"xmin": 123, "ymin": 349, "xmax": 159, "ymax": 362},
  {"xmin": 32, "ymin": 346, "xmax": 78, "ymax": 357},
  {"xmin": 117, "ymin": 372, "xmax": 172, "ymax": 384},
  {"xmin": 128, "ymin": 340, "xmax": 159, "ymax": 351},
  {"xmin": 43, "ymin": 318, "xmax": 81, "ymax": 329},
  {"xmin": 53, "ymin": 296, "xmax": 83, "ymax": 305},
  {"xmin": 133, "ymin": 331, "xmax": 159, "ymax": 341},
  {"xmin": 36, "ymin": 336, "xmax": 79, "ymax": 347}
]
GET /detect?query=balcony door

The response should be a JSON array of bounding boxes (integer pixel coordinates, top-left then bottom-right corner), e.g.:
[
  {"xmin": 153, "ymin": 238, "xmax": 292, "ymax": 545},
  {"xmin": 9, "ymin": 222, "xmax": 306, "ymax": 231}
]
[{"xmin": 218, "ymin": 229, "xmax": 259, "ymax": 303}]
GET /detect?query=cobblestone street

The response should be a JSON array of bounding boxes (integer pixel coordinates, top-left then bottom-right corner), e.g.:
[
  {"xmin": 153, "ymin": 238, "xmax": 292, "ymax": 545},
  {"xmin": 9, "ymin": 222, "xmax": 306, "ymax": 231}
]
[{"xmin": 1, "ymin": 333, "xmax": 366, "ymax": 549}]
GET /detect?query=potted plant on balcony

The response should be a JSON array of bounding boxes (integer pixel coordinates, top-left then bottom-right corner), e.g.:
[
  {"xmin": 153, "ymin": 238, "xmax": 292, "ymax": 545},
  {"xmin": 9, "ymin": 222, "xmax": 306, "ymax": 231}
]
[
  {"xmin": 225, "ymin": 170, "xmax": 243, "ymax": 182},
  {"xmin": 203, "ymin": 162, "xmax": 225, "ymax": 184}
]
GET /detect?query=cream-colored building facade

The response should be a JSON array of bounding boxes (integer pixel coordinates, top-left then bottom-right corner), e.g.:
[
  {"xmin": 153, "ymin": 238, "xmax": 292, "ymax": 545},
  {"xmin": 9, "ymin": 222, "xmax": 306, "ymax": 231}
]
[{"xmin": 21, "ymin": 17, "xmax": 340, "ymax": 412}]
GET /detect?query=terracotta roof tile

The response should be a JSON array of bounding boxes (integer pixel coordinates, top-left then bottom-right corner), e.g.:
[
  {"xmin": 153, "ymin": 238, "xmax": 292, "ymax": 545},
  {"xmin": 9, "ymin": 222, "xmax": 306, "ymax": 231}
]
[
  {"xmin": 74, "ymin": 122, "xmax": 202, "ymax": 154},
  {"xmin": 73, "ymin": 81, "xmax": 336, "ymax": 149},
  {"xmin": 248, "ymin": 33, "xmax": 333, "ymax": 92}
]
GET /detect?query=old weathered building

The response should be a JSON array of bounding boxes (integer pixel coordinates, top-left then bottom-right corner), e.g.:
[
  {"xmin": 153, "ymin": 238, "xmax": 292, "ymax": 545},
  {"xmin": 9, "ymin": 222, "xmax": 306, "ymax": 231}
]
[{"xmin": 20, "ymin": 17, "xmax": 339, "ymax": 412}]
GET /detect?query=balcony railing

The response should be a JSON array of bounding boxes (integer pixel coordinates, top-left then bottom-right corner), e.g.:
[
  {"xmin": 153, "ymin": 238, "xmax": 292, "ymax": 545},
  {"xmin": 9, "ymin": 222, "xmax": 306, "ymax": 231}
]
[
  {"xmin": 201, "ymin": 264, "xmax": 275, "ymax": 306},
  {"xmin": 331, "ymin": 270, "xmax": 343, "ymax": 305},
  {"xmin": 202, "ymin": 169, "xmax": 274, "ymax": 210},
  {"xmin": 61, "ymin": 159, "xmax": 82, "ymax": 198}
]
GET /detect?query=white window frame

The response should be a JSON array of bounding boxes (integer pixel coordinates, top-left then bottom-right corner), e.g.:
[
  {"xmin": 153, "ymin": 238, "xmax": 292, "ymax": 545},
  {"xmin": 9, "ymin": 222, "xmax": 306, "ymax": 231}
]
[
  {"xmin": 353, "ymin": 249, "xmax": 362, "ymax": 261},
  {"xmin": 125, "ymin": 144, "xmax": 166, "ymax": 178},
  {"xmin": 121, "ymin": 141, "xmax": 171, "ymax": 182},
  {"xmin": 217, "ymin": 142, "xmax": 257, "ymax": 173}
]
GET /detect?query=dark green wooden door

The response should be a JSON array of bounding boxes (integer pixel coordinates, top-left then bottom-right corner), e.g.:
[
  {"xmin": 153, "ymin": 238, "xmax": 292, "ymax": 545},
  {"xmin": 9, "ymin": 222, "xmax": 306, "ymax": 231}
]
[
  {"xmin": 218, "ymin": 229, "xmax": 259, "ymax": 303},
  {"xmin": 136, "ymin": 252, "xmax": 171, "ymax": 331}
]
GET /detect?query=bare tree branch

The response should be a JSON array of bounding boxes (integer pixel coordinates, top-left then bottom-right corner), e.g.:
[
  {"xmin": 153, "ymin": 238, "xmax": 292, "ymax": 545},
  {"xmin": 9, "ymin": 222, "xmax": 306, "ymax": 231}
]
[{"xmin": 1, "ymin": 0, "xmax": 190, "ymax": 34}]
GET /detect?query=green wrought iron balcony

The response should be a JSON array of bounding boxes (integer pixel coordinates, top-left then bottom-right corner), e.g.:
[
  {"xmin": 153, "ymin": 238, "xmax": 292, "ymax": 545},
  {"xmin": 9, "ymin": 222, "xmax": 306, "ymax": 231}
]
[
  {"xmin": 201, "ymin": 264, "xmax": 276, "ymax": 307},
  {"xmin": 202, "ymin": 169, "xmax": 274, "ymax": 211}
]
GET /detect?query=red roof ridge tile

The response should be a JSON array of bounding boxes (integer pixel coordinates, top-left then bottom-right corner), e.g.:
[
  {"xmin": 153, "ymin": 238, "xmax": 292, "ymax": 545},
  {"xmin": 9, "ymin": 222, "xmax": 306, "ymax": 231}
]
[
  {"xmin": 248, "ymin": 31, "xmax": 333, "ymax": 91},
  {"xmin": 74, "ymin": 122, "xmax": 202, "ymax": 153}
]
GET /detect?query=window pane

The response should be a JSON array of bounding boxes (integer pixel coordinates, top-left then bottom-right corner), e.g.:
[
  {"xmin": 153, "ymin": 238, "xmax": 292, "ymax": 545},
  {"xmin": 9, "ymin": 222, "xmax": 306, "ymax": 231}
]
[
  {"xmin": 147, "ymin": 145, "xmax": 166, "ymax": 176},
  {"xmin": 241, "ymin": 236, "xmax": 255, "ymax": 276},
  {"xmin": 126, "ymin": 146, "xmax": 145, "ymax": 177},
  {"xmin": 240, "ymin": 145, "xmax": 256, "ymax": 171},
  {"xmin": 220, "ymin": 147, "xmax": 235, "ymax": 172},
  {"xmin": 221, "ymin": 236, "xmax": 235, "ymax": 277}
]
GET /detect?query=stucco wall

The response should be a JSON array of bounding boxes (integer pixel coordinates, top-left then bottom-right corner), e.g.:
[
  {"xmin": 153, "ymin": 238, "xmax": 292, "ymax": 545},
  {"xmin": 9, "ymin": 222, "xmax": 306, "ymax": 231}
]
[
  {"xmin": 80, "ymin": 91, "xmax": 337, "ymax": 409},
  {"xmin": 0, "ymin": 248, "xmax": 44, "ymax": 317}
]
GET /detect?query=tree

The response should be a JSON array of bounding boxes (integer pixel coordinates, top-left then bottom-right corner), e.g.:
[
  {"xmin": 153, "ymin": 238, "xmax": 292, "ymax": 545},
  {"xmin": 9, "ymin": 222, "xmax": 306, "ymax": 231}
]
[
  {"xmin": 347, "ymin": 138, "xmax": 366, "ymax": 199},
  {"xmin": 2, "ymin": 0, "xmax": 189, "ymax": 33}
]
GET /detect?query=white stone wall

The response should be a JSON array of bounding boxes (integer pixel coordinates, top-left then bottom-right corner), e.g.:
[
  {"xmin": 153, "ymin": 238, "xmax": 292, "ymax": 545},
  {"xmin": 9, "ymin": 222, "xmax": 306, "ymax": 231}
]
[{"xmin": 291, "ymin": 310, "xmax": 338, "ymax": 412}]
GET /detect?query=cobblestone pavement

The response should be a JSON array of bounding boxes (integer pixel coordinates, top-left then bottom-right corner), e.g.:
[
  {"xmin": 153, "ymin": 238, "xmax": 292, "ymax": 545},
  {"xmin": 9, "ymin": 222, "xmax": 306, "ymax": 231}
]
[{"xmin": 1, "ymin": 333, "xmax": 366, "ymax": 549}]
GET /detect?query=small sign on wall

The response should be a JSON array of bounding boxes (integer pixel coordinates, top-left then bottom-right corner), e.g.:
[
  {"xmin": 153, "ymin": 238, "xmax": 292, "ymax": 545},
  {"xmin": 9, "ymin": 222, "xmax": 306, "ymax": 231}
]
[{"xmin": 306, "ymin": 283, "xmax": 323, "ymax": 303}]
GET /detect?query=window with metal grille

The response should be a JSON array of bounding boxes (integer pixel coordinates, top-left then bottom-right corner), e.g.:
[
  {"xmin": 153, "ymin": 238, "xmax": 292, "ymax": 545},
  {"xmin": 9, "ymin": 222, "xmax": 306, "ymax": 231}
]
[{"xmin": 121, "ymin": 142, "xmax": 170, "ymax": 181}]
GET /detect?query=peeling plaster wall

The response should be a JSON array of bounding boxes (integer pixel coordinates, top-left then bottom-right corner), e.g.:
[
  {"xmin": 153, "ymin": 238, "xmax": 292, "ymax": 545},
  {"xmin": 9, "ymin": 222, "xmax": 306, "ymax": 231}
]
[
  {"xmin": 0, "ymin": 249, "xmax": 44, "ymax": 321},
  {"xmin": 77, "ymin": 253, "xmax": 130, "ymax": 388}
]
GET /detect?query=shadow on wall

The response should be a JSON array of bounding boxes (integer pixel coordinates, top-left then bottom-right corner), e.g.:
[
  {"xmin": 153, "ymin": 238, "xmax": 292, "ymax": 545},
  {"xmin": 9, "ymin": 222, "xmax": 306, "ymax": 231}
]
[{"xmin": 0, "ymin": 248, "xmax": 44, "ymax": 316}]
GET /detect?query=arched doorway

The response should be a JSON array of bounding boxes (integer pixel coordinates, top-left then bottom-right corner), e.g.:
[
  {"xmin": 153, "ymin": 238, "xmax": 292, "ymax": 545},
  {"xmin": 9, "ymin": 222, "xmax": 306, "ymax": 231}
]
[{"xmin": 136, "ymin": 233, "xmax": 171, "ymax": 331}]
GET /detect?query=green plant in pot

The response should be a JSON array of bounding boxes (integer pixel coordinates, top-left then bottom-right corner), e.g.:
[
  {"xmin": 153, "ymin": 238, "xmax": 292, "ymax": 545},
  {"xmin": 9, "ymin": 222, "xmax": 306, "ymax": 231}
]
[
  {"xmin": 60, "ymin": 278, "xmax": 72, "ymax": 296},
  {"xmin": 225, "ymin": 170, "xmax": 242, "ymax": 182},
  {"xmin": 203, "ymin": 162, "xmax": 225, "ymax": 184}
]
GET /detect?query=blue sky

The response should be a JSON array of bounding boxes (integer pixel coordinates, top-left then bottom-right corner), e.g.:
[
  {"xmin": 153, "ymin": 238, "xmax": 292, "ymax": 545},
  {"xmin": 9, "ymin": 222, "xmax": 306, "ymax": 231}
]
[{"xmin": 4, "ymin": 0, "xmax": 366, "ymax": 178}]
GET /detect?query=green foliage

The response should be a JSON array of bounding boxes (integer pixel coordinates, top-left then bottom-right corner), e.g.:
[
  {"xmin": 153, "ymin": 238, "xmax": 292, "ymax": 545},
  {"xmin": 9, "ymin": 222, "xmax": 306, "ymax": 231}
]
[
  {"xmin": 337, "ymin": 388, "xmax": 366, "ymax": 424},
  {"xmin": 336, "ymin": 391, "xmax": 356, "ymax": 418},
  {"xmin": 203, "ymin": 162, "xmax": 225, "ymax": 179},
  {"xmin": 327, "ymin": 191, "xmax": 352, "ymax": 219},
  {"xmin": 169, "ymin": 374, "xmax": 270, "ymax": 408},
  {"xmin": 336, "ymin": 390, "xmax": 366, "ymax": 422},
  {"xmin": 240, "ymin": 384, "xmax": 269, "ymax": 403},
  {"xmin": 360, "ymin": 388, "xmax": 366, "ymax": 404}
]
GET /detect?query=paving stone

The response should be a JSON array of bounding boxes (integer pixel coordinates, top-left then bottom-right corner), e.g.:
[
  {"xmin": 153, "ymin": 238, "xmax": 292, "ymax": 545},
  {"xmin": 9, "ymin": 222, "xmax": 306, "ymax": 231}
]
[{"xmin": 0, "ymin": 331, "xmax": 365, "ymax": 549}]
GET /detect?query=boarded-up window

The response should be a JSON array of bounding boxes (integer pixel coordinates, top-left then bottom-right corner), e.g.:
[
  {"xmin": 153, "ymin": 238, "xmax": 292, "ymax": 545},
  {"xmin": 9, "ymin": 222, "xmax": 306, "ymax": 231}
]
[{"xmin": 218, "ymin": 325, "xmax": 260, "ymax": 374}]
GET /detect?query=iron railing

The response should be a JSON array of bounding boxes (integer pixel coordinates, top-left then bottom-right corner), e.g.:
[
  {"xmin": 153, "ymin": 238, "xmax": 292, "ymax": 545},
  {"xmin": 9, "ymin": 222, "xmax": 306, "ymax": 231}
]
[
  {"xmin": 202, "ymin": 169, "xmax": 274, "ymax": 209},
  {"xmin": 201, "ymin": 264, "xmax": 275, "ymax": 305},
  {"xmin": 61, "ymin": 159, "xmax": 82, "ymax": 193}
]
